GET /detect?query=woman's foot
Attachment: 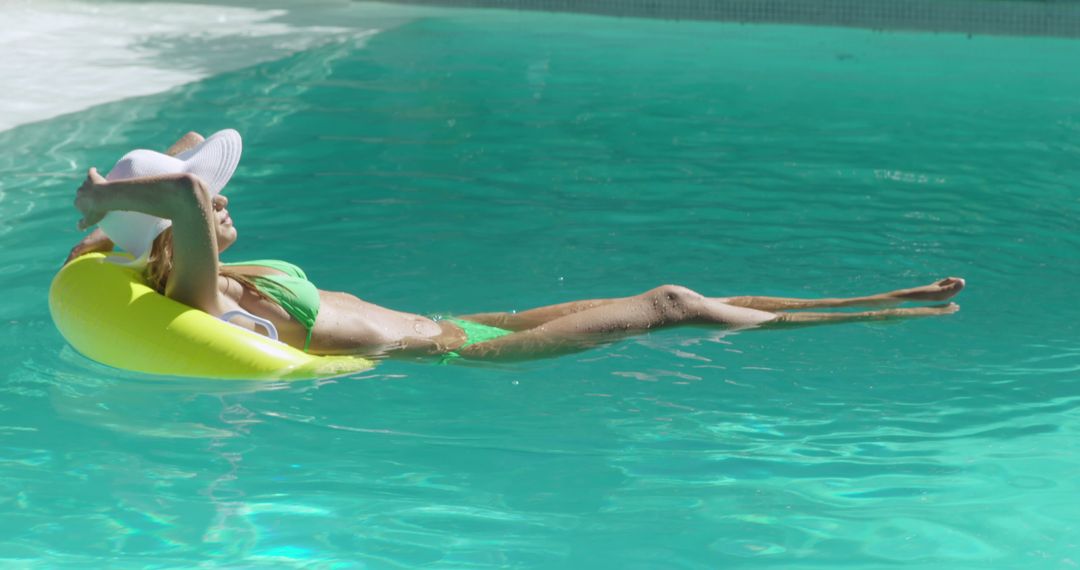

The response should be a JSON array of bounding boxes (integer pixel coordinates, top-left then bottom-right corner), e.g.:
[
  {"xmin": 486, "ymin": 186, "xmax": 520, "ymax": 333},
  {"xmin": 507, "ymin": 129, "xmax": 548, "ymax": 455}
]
[
  {"xmin": 884, "ymin": 302, "xmax": 960, "ymax": 317},
  {"xmin": 889, "ymin": 277, "xmax": 966, "ymax": 303}
]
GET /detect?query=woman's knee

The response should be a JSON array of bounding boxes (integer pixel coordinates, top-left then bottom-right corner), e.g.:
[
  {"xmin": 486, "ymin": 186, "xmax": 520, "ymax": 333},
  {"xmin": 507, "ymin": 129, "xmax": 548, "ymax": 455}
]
[
  {"xmin": 642, "ymin": 284, "xmax": 702, "ymax": 319},
  {"xmin": 645, "ymin": 284, "xmax": 702, "ymax": 301}
]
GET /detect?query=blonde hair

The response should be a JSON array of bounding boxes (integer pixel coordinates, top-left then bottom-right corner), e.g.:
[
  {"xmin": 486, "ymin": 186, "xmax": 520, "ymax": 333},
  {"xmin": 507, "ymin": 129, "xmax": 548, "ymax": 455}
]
[
  {"xmin": 144, "ymin": 228, "xmax": 175, "ymax": 294},
  {"xmin": 144, "ymin": 228, "xmax": 273, "ymax": 304}
]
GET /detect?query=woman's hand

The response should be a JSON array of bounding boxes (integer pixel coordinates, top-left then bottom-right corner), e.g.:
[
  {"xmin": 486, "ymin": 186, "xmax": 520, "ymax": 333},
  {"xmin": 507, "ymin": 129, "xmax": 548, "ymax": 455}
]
[
  {"xmin": 64, "ymin": 228, "xmax": 115, "ymax": 265},
  {"xmin": 74, "ymin": 167, "xmax": 109, "ymax": 231},
  {"xmin": 165, "ymin": 131, "xmax": 205, "ymax": 156},
  {"xmin": 64, "ymin": 132, "xmax": 198, "ymax": 264}
]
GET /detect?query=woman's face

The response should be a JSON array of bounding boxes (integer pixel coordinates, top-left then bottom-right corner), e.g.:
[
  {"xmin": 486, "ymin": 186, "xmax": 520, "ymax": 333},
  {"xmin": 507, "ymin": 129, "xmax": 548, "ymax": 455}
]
[{"xmin": 212, "ymin": 194, "xmax": 238, "ymax": 252}]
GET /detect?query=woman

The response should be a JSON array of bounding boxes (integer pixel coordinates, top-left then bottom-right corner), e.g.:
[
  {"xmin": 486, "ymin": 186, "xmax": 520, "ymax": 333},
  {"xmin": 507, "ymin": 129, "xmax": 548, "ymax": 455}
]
[{"xmin": 70, "ymin": 130, "xmax": 964, "ymax": 362}]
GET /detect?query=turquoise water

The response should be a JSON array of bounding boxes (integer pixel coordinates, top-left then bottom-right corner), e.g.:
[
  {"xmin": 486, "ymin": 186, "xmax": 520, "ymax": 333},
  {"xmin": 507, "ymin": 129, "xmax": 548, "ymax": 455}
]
[{"xmin": 3, "ymin": 4, "xmax": 1080, "ymax": 567}]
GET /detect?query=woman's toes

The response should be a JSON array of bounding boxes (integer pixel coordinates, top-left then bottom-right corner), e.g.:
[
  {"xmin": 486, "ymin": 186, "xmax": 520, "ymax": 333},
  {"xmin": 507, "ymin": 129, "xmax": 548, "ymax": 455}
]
[
  {"xmin": 938, "ymin": 277, "xmax": 966, "ymax": 291},
  {"xmin": 930, "ymin": 277, "xmax": 966, "ymax": 299}
]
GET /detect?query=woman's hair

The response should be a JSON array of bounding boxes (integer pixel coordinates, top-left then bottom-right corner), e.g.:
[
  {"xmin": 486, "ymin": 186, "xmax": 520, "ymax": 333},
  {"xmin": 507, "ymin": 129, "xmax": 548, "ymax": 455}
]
[
  {"xmin": 144, "ymin": 228, "xmax": 273, "ymax": 303},
  {"xmin": 144, "ymin": 228, "xmax": 175, "ymax": 294}
]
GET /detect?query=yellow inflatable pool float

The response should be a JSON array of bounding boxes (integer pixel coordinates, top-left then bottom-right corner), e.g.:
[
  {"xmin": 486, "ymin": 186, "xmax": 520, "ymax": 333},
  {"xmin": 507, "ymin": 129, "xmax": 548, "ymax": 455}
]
[{"xmin": 49, "ymin": 252, "xmax": 374, "ymax": 380}]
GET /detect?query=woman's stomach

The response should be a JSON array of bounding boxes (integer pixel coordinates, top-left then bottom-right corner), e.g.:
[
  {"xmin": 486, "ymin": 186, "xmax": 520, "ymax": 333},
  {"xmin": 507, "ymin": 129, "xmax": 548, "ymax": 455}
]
[{"xmin": 307, "ymin": 291, "xmax": 449, "ymax": 356}]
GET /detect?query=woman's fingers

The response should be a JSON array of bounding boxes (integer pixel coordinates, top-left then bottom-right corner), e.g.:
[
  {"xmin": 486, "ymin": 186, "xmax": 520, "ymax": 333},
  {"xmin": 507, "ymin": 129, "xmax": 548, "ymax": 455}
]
[
  {"xmin": 64, "ymin": 228, "xmax": 113, "ymax": 264},
  {"xmin": 67, "ymin": 239, "xmax": 93, "ymax": 260}
]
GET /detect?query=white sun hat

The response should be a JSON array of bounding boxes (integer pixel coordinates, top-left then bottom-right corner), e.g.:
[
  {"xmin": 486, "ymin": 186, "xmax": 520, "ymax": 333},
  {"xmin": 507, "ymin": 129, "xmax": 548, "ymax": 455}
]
[{"xmin": 98, "ymin": 129, "xmax": 243, "ymax": 263}]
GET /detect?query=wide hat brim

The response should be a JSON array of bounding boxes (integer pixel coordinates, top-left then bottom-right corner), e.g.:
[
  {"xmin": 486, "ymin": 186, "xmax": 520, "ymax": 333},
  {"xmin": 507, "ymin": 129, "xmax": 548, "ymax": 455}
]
[{"xmin": 98, "ymin": 129, "xmax": 243, "ymax": 262}]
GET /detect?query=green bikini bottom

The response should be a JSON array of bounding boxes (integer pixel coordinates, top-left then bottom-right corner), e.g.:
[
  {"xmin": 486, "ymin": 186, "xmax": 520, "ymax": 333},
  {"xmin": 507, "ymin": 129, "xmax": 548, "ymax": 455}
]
[{"xmin": 441, "ymin": 318, "xmax": 514, "ymax": 362}]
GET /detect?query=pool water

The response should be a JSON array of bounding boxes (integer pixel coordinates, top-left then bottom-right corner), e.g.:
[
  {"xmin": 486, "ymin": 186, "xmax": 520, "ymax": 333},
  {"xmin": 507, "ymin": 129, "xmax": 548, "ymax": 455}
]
[{"xmin": 2, "ymin": 2, "xmax": 1079, "ymax": 567}]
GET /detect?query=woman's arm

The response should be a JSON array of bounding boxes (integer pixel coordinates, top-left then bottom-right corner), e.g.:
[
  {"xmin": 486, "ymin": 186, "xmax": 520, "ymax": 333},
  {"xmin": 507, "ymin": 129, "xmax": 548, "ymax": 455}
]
[
  {"xmin": 75, "ymin": 168, "xmax": 223, "ymax": 313},
  {"xmin": 63, "ymin": 132, "xmax": 205, "ymax": 265},
  {"xmin": 165, "ymin": 131, "xmax": 205, "ymax": 156}
]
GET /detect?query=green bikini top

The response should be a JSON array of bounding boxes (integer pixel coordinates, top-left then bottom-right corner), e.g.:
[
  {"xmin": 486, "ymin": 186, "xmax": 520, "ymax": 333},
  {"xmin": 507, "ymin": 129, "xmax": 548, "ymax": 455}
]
[{"xmin": 221, "ymin": 259, "xmax": 320, "ymax": 350}]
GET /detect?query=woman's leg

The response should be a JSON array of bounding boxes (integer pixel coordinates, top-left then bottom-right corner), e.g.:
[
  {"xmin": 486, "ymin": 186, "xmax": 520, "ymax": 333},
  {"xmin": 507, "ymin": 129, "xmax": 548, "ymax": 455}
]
[
  {"xmin": 458, "ymin": 285, "xmax": 766, "ymax": 360},
  {"xmin": 457, "ymin": 285, "xmax": 959, "ymax": 361},
  {"xmin": 459, "ymin": 277, "xmax": 965, "ymax": 330},
  {"xmin": 769, "ymin": 302, "xmax": 959, "ymax": 327},
  {"xmin": 459, "ymin": 297, "xmax": 630, "ymax": 331},
  {"xmin": 721, "ymin": 277, "xmax": 965, "ymax": 311}
]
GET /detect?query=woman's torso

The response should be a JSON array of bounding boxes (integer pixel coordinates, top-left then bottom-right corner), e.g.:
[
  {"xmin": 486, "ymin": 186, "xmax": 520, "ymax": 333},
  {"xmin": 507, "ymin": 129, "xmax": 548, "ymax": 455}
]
[{"xmin": 215, "ymin": 263, "xmax": 464, "ymax": 356}]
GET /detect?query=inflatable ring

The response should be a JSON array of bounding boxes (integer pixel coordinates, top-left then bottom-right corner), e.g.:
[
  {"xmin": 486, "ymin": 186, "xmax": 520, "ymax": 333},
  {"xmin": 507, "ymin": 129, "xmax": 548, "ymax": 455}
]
[{"xmin": 49, "ymin": 252, "xmax": 374, "ymax": 380}]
